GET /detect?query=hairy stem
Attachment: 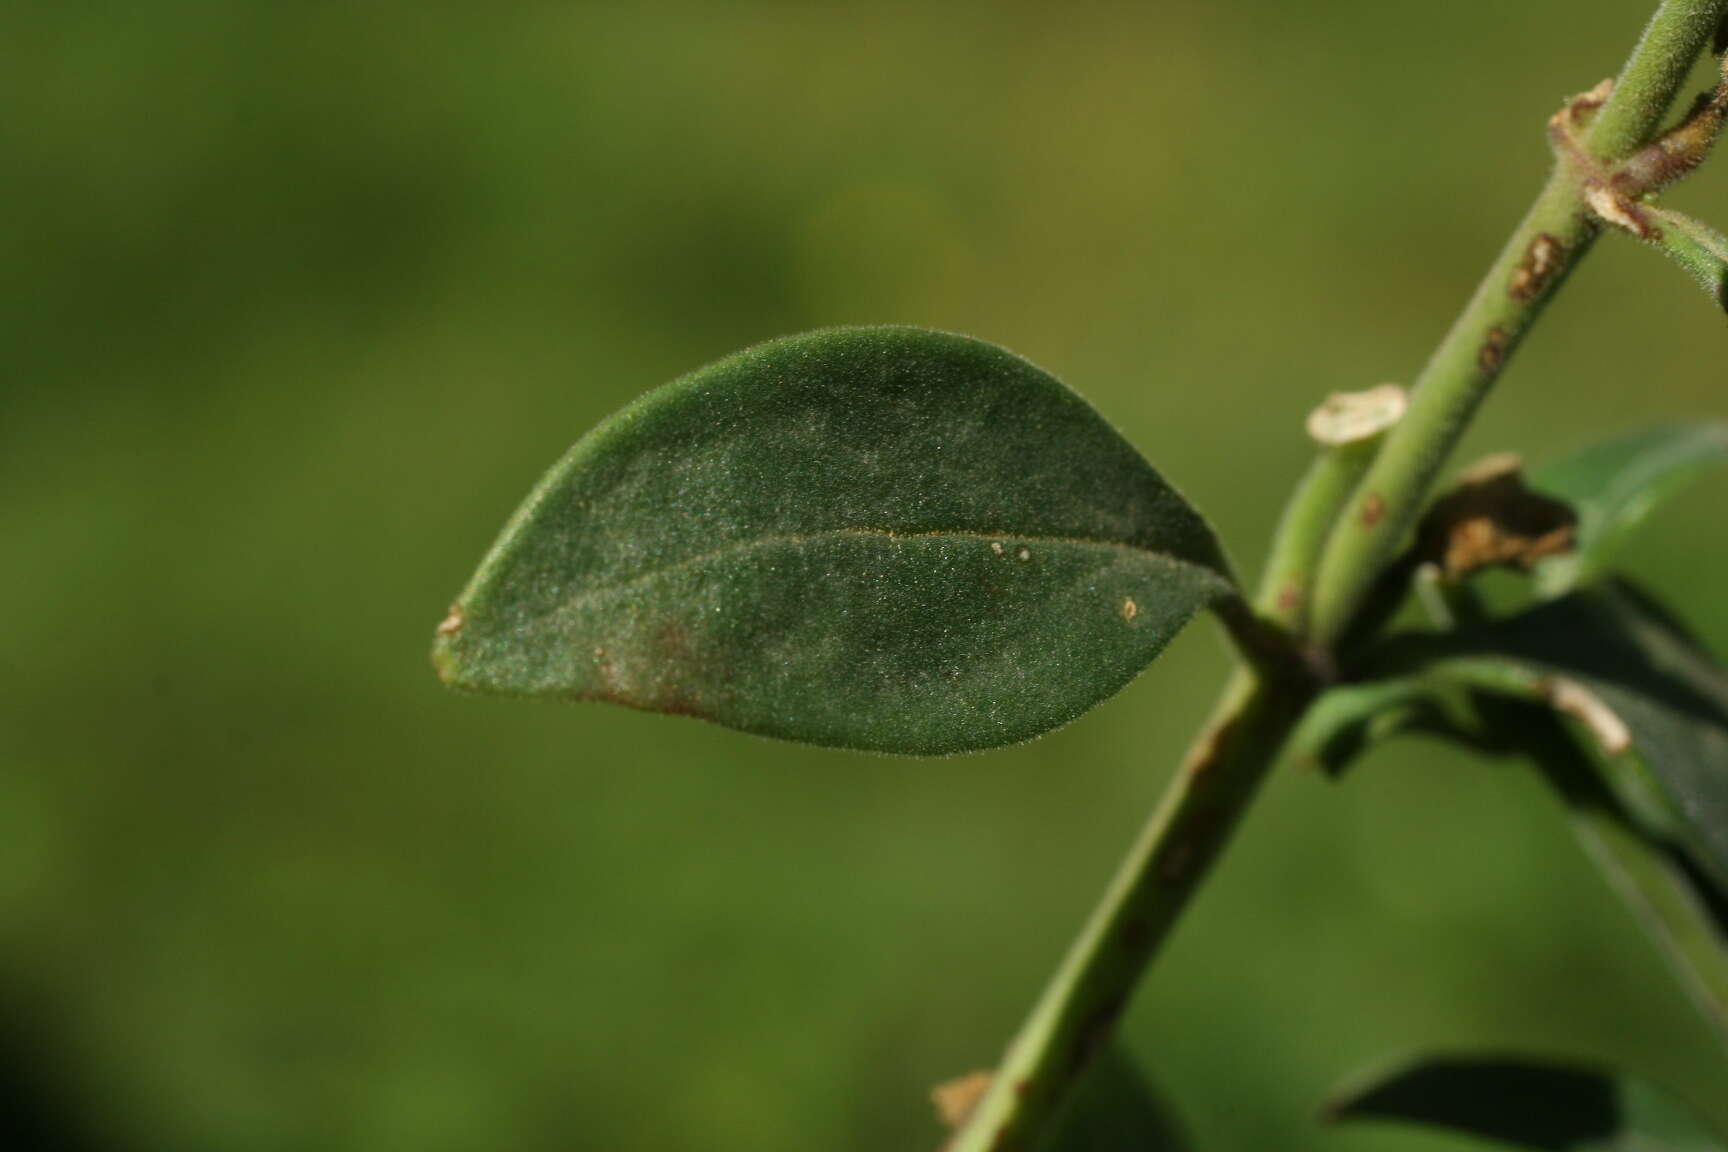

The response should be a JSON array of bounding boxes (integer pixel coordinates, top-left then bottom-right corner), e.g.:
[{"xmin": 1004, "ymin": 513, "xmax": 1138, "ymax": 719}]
[
  {"xmin": 948, "ymin": 2, "xmax": 1728, "ymax": 1147},
  {"xmin": 1591, "ymin": 0, "xmax": 1728, "ymax": 160},
  {"xmin": 1307, "ymin": 0, "xmax": 1728, "ymax": 647}
]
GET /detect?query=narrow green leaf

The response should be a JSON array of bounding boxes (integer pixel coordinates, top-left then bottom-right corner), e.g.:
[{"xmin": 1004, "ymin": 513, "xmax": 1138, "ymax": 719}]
[
  {"xmin": 1366, "ymin": 581, "xmax": 1728, "ymax": 898},
  {"xmin": 1302, "ymin": 667, "xmax": 1728, "ymax": 1047},
  {"xmin": 1531, "ymin": 421, "xmax": 1728, "ymax": 596},
  {"xmin": 1326, "ymin": 1053, "xmax": 1725, "ymax": 1151},
  {"xmin": 1288, "ymin": 676, "xmax": 1476, "ymax": 777},
  {"xmin": 1647, "ymin": 205, "xmax": 1728, "ymax": 314},
  {"xmin": 1564, "ymin": 767, "xmax": 1728, "ymax": 1049},
  {"xmin": 434, "ymin": 326, "xmax": 1236, "ymax": 755}
]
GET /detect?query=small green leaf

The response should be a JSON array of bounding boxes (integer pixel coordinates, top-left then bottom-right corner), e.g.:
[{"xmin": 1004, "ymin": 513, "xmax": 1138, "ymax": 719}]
[
  {"xmin": 1366, "ymin": 581, "xmax": 1728, "ymax": 898},
  {"xmin": 1326, "ymin": 1053, "xmax": 1725, "ymax": 1151},
  {"xmin": 434, "ymin": 327, "xmax": 1236, "ymax": 755},
  {"xmin": 1532, "ymin": 421, "xmax": 1728, "ymax": 595}
]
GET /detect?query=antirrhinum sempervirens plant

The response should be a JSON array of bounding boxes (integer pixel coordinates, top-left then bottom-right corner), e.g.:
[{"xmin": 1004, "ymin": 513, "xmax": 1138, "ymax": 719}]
[{"xmin": 434, "ymin": 2, "xmax": 1728, "ymax": 1146}]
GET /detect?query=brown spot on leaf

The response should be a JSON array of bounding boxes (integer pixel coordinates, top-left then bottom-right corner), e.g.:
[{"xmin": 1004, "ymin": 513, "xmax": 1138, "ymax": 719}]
[
  {"xmin": 641, "ymin": 624, "xmax": 714, "ymax": 717},
  {"xmin": 1510, "ymin": 233, "xmax": 1565, "ymax": 300},
  {"xmin": 1121, "ymin": 597, "xmax": 1138, "ymax": 624},
  {"xmin": 582, "ymin": 627, "xmax": 712, "ymax": 719},
  {"xmin": 435, "ymin": 604, "xmax": 465, "ymax": 637},
  {"xmin": 592, "ymin": 646, "xmax": 621, "ymax": 695},
  {"xmin": 1276, "ymin": 581, "xmax": 1302, "ymax": 615},
  {"xmin": 1477, "ymin": 326, "xmax": 1509, "ymax": 374},
  {"xmin": 1541, "ymin": 678, "xmax": 1632, "ymax": 755},
  {"xmin": 1415, "ymin": 453, "xmax": 1576, "ymax": 579},
  {"xmin": 931, "ymin": 1070, "xmax": 994, "ymax": 1130},
  {"xmin": 1360, "ymin": 493, "xmax": 1387, "ymax": 527}
]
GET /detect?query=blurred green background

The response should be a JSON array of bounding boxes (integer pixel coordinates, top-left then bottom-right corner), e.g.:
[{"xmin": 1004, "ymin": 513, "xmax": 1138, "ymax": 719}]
[{"xmin": 5, "ymin": 3, "xmax": 1728, "ymax": 1149}]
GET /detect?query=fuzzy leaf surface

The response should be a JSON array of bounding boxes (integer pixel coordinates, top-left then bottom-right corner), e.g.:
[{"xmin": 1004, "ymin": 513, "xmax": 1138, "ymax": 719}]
[
  {"xmin": 1532, "ymin": 421, "xmax": 1728, "ymax": 595},
  {"xmin": 434, "ymin": 327, "xmax": 1234, "ymax": 754},
  {"xmin": 1326, "ymin": 1053, "xmax": 1724, "ymax": 1151}
]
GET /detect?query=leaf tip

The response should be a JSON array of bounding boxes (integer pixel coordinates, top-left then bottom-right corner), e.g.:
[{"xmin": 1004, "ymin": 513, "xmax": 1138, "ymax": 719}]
[{"xmin": 430, "ymin": 603, "xmax": 469, "ymax": 687}]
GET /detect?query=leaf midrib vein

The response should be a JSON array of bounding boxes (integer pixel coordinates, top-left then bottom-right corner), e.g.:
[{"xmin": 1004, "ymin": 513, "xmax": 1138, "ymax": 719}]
[{"xmin": 553, "ymin": 527, "xmax": 1210, "ymax": 609}]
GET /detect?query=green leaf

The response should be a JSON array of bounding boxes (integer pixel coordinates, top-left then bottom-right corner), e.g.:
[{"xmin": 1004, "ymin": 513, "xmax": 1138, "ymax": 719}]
[
  {"xmin": 1326, "ymin": 1053, "xmax": 1725, "ymax": 1151},
  {"xmin": 1366, "ymin": 581, "xmax": 1728, "ymax": 897},
  {"xmin": 1532, "ymin": 421, "xmax": 1728, "ymax": 596},
  {"xmin": 433, "ymin": 326, "xmax": 1236, "ymax": 755}
]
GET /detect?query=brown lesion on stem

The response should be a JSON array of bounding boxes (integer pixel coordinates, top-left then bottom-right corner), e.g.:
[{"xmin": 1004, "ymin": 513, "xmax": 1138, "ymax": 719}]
[
  {"xmin": 1585, "ymin": 184, "xmax": 1665, "ymax": 240},
  {"xmin": 1510, "ymin": 232, "xmax": 1567, "ymax": 300},
  {"xmin": 1554, "ymin": 76, "xmax": 1616, "ymax": 139},
  {"xmin": 1476, "ymin": 325, "xmax": 1509, "ymax": 374}
]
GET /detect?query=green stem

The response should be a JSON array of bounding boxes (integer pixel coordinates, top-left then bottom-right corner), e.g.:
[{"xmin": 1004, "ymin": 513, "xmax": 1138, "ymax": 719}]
[
  {"xmin": 1307, "ymin": 0, "xmax": 1728, "ymax": 648},
  {"xmin": 946, "ymin": 671, "xmax": 1304, "ymax": 1152}
]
